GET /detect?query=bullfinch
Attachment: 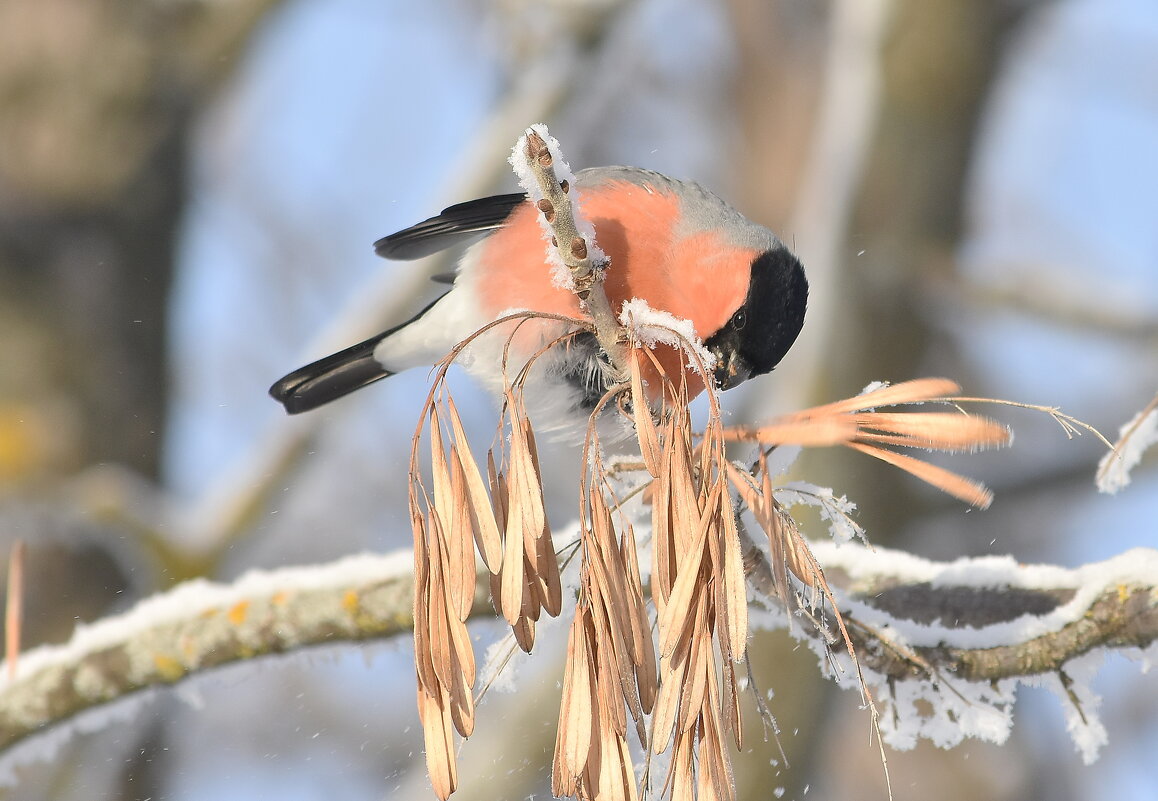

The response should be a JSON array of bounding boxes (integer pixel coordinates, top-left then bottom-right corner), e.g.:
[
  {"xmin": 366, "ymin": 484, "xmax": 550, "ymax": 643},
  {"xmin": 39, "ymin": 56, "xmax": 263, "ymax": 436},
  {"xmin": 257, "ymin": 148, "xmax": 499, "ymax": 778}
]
[{"xmin": 269, "ymin": 167, "xmax": 807, "ymax": 425}]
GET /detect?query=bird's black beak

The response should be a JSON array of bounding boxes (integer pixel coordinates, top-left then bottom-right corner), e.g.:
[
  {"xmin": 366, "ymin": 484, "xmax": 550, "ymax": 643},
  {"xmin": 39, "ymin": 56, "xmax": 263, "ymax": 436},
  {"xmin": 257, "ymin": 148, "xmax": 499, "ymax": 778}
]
[{"xmin": 712, "ymin": 349, "xmax": 753, "ymax": 391}]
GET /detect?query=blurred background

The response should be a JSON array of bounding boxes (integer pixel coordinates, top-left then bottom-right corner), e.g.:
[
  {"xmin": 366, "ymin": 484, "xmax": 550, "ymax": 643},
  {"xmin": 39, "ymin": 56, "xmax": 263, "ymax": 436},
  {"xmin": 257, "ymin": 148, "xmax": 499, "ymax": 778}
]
[{"xmin": 1, "ymin": 0, "xmax": 1156, "ymax": 798}]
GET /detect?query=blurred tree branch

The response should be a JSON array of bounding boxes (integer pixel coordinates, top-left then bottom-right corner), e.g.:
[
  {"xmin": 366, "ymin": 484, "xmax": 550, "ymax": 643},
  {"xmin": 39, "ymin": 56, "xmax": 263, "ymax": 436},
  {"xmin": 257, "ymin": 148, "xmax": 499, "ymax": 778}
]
[{"xmin": 0, "ymin": 0, "xmax": 284, "ymax": 478}]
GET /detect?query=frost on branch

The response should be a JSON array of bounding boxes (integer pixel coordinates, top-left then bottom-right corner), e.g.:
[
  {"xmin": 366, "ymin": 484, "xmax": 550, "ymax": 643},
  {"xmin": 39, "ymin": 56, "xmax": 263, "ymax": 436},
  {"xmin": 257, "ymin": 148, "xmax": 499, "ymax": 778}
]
[
  {"xmin": 772, "ymin": 541, "xmax": 1158, "ymax": 764},
  {"xmin": 1097, "ymin": 390, "xmax": 1158, "ymax": 494},
  {"xmin": 509, "ymin": 123, "xmax": 606, "ymax": 291},
  {"xmin": 0, "ymin": 552, "xmax": 428, "ymax": 775},
  {"xmin": 509, "ymin": 125, "xmax": 625, "ymax": 376}
]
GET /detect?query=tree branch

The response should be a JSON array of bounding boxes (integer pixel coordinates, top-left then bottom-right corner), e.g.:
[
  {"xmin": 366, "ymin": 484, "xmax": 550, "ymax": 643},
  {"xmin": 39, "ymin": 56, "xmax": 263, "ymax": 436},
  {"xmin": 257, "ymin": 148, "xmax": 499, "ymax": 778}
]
[
  {"xmin": 1, "ymin": 538, "xmax": 1154, "ymax": 763},
  {"xmin": 742, "ymin": 537, "xmax": 1158, "ymax": 684},
  {"xmin": 0, "ymin": 552, "xmax": 483, "ymax": 756},
  {"xmin": 842, "ymin": 574, "xmax": 1156, "ymax": 683}
]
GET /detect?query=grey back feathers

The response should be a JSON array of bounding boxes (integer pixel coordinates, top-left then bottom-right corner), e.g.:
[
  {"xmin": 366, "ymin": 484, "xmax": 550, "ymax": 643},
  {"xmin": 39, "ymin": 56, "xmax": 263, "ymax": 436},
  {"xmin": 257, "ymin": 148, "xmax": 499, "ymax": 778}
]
[{"xmin": 574, "ymin": 167, "xmax": 782, "ymax": 254}]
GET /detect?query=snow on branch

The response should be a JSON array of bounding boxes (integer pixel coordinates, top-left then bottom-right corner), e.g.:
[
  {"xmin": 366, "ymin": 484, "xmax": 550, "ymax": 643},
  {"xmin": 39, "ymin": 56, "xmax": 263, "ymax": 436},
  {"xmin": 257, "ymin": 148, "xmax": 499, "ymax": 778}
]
[
  {"xmin": 744, "ymin": 536, "xmax": 1158, "ymax": 762},
  {"xmin": 0, "ymin": 535, "xmax": 1154, "ymax": 774},
  {"xmin": 0, "ymin": 551, "xmax": 484, "ymax": 765},
  {"xmin": 811, "ymin": 542, "xmax": 1158, "ymax": 682},
  {"xmin": 1097, "ymin": 389, "xmax": 1158, "ymax": 493}
]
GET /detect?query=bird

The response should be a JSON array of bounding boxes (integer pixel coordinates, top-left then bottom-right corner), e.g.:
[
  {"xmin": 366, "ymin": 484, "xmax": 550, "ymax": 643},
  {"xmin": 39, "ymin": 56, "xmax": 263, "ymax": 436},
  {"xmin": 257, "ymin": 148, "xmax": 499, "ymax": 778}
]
[{"xmin": 269, "ymin": 166, "xmax": 808, "ymax": 428}]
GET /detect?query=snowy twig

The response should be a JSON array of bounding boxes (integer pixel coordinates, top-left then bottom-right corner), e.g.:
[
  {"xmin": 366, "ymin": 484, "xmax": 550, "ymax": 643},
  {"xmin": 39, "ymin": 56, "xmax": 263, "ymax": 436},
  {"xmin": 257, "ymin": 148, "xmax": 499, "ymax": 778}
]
[
  {"xmin": 1096, "ymin": 390, "xmax": 1158, "ymax": 494},
  {"xmin": 512, "ymin": 125, "xmax": 629, "ymax": 379},
  {"xmin": 1, "ymin": 537, "xmax": 1155, "ymax": 767}
]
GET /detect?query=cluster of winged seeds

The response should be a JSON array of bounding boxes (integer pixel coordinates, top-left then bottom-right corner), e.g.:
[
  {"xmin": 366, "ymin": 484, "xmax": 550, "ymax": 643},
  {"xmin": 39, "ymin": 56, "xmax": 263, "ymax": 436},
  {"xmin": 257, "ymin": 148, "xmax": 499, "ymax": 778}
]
[{"xmin": 409, "ymin": 330, "xmax": 1009, "ymax": 801}]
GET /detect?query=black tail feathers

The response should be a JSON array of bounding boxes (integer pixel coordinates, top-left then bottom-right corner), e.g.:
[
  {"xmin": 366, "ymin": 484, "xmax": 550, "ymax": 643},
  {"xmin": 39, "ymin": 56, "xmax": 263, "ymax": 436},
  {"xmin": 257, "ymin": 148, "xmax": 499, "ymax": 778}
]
[
  {"xmin": 269, "ymin": 332, "xmax": 393, "ymax": 414},
  {"xmin": 271, "ymin": 292, "xmax": 450, "ymax": 415}
]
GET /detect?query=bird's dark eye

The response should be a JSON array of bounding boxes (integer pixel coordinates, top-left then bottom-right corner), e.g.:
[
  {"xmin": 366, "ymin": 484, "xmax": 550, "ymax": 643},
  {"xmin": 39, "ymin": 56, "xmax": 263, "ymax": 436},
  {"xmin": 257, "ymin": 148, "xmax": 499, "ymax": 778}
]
[{"xmin": 731, "ymin": 309, "xmax": 747, "ymax": 330}]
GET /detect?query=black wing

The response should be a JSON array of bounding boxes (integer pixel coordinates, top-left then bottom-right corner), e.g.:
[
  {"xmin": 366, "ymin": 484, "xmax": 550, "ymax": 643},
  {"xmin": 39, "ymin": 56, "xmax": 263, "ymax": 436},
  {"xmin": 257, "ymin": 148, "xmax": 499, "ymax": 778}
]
[{"xmin": 373, "ymin": 192, "xmax": 526, "ymax": 261}]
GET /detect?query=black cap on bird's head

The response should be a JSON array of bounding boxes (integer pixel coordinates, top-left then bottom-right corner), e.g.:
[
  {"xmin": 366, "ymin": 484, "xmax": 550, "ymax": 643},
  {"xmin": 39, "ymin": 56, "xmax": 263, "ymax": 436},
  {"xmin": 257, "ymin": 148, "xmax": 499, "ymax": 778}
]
[{"xmin": 703, "ymin": 247, "xmax": 808, "ymax": 391}]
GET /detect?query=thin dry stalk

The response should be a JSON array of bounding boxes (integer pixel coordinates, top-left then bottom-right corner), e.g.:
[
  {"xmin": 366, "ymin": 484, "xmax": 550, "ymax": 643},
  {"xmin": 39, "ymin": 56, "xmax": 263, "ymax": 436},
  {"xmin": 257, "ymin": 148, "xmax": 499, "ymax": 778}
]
[
  {"xmin": 947, "ymin": 394, "xmax": 1113, "ymax": 448},
  {"xmin": 5, "ymin": 541, "xmax": 24, "ymax": 681}
]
